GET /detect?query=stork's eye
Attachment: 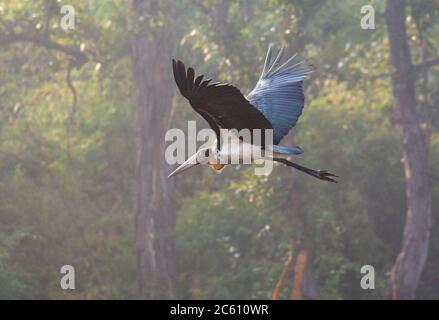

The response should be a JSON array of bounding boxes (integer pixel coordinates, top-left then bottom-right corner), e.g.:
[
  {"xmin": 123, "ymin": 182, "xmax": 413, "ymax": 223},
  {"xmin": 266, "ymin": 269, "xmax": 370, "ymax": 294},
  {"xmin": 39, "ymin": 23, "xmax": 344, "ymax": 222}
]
[{"xmin": 204, "ymin": 149, "xmax": 210, "ymax": 157}]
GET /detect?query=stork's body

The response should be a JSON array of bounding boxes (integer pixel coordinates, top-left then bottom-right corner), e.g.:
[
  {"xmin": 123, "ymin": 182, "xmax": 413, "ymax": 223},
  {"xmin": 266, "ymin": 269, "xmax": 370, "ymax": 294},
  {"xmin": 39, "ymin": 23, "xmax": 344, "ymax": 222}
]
[
  {"xmin": 169, "ymin": 46, "xmax": 337, "ymax": 182},
  {"xmin": 214, "ymin": 131, "xmax": 291, "ymax": 164}
]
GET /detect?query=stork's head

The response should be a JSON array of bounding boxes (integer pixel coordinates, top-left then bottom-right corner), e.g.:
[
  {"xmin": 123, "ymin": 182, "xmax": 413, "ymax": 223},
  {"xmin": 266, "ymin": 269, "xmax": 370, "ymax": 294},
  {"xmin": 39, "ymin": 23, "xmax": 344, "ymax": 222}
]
[{"xmin": 167, "ymin": 147, "xmax": 225, "ymax": 178}]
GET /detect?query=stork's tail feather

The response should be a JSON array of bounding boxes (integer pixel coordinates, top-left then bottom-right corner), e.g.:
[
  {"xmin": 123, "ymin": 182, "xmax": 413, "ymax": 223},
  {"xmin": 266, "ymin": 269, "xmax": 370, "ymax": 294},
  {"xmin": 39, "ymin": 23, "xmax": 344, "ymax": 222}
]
[{"xmin": 269, "ymin": 145, "xmax": 304, "ymax": 155}]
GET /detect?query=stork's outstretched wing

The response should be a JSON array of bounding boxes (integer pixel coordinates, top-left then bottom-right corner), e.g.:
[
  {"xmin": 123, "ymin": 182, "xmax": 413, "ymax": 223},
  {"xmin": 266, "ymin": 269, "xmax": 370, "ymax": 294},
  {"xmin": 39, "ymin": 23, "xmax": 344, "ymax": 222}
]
[
  {"xmin": 247, "ymin": 46, "xmax": 312, "ymax": 145},
  {"xmin": 172, "ymin": 59, "xmax": 272, "ymax": 148}
]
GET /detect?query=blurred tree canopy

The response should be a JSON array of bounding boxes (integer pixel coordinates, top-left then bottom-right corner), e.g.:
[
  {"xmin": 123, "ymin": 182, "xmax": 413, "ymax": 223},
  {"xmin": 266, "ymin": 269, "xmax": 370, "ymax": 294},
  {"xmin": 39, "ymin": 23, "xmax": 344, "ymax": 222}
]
[{"xmin": 0, "ymin": 0, "xmax": 438, "ymax": 299}]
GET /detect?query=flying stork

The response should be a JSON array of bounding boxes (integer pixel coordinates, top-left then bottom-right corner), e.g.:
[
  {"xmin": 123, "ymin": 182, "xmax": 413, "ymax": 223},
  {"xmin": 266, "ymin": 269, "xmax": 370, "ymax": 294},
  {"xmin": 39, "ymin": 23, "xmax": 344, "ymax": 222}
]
[{"xmin": 168, "ymin": 46, "xmax": 338, "ymax": 183}]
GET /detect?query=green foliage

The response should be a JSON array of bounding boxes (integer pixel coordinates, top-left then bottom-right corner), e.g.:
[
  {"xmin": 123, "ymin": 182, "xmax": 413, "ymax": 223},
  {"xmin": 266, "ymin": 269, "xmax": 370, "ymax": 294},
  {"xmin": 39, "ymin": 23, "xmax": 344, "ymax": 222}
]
[{"xmin": 0, "ymin": 0, "xmax": 438, "ymax": 299}]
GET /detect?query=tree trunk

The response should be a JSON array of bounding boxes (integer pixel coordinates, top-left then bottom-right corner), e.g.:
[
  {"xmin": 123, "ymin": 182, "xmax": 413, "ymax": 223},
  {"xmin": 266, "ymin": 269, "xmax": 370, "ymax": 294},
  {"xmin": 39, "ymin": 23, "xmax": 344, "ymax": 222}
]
[
  {"xmin": 131, "ymin": 0, "xmax": 176, "ymax": 299},
  {"xmin": 385, "ymin": 0, "xmax": 432, "ymax": 300}
]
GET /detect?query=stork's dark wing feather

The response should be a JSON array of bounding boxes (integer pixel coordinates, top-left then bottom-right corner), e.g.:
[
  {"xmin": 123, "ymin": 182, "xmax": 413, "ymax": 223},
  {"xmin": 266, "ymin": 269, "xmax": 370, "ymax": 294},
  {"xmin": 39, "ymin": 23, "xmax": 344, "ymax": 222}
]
[{"xmin": 172, "ymin": 59, "xmax": 273, "ymax": 148}]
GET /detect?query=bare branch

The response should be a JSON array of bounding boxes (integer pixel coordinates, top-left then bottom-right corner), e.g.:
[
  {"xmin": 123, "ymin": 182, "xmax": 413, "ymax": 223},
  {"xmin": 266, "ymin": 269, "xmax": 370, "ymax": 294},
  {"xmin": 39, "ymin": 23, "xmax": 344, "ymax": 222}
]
[
  {"xmin": 66, "ymin": 59, "xmax": 78, "ymax": 125},
  {"xmin": 365, "ymin": 56, "xmax": 439, "ymax": 81},
  {"xmin": 366, "ymin": 71, "xmax": 390, "ymax": 81},
  {"xmin": 0, "ymin": 31, "xmax": 88, "ymax": 66},
  {"xmin": 414, "ymin": 56, "xmax": 439, "ymax": 73}
]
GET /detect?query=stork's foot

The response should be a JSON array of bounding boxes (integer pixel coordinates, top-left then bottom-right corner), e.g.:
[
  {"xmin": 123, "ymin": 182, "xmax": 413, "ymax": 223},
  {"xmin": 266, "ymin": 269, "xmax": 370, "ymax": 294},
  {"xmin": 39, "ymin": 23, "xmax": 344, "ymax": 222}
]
[
  {"xmin": 272, "ymin": 158, "xmax": 339, "ymax": 183},
  {"xmin": 312, "ymin": 170, "xmax": 338, "ymax": 183}
]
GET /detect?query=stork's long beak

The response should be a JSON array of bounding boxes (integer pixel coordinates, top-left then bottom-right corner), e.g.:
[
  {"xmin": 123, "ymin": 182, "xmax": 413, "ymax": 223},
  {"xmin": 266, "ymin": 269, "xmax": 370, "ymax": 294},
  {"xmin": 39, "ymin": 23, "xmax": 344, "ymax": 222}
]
[{"xmin": 167, "ymin": 153, "xmax": 199, "ymax": 178}]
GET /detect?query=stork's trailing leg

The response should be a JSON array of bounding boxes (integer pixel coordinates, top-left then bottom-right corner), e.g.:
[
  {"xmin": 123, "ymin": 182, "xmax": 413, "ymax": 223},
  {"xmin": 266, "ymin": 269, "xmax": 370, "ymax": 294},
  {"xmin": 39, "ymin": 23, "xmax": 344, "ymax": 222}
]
[{"xmin": 273, "ymin": 158, "xmax": 338, "ymax": 183}]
